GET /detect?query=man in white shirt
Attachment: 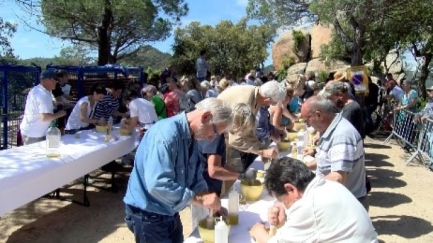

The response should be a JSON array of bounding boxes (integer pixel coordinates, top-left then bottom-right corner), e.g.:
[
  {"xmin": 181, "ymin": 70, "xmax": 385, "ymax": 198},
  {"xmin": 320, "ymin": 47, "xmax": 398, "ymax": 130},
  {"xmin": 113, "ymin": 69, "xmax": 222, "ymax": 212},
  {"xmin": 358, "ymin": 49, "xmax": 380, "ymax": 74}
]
[
  {"xmin": 124, "ymin": 90, "xmax": 158, "ymax": 131},
  {"xmin": 249, "ymin": 157, "xmax": 378, "ymax": 243},
  {"xmin": 20, "ymin": 70, "xmax": 67, "ymax": 145}
]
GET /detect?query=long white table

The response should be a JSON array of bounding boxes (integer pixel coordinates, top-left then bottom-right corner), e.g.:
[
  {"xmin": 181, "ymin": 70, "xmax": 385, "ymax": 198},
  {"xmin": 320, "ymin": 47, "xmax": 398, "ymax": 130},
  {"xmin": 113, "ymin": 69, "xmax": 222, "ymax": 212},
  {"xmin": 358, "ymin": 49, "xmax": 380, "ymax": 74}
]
[{"xmin": 0, "ymin": 128, "xmax": 138, "ymax": 217}]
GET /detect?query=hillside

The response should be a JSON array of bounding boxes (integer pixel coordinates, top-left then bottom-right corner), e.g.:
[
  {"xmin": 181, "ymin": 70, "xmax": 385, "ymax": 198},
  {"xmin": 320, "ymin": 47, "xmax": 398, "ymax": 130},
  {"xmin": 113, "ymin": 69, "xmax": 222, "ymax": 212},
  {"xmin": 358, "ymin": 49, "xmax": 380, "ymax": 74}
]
[{"xmin": 120, "ymin": 45, "xmax": 172, "ymax": 70}]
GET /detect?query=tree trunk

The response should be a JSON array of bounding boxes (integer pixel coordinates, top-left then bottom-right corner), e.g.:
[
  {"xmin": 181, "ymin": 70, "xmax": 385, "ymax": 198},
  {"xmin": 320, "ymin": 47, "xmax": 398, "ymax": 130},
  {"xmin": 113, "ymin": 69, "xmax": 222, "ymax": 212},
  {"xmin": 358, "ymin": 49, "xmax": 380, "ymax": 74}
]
[
  {"xmin": 351, "ymin": 28, "xmax": 364, "ymax": 66},
  {"xmin": 418, "ymin": 54, "xmax": 432, "ymax": 100},
  {"xmin": 97, "ymin": 0, "xmax": 113, "ymax": 65}
]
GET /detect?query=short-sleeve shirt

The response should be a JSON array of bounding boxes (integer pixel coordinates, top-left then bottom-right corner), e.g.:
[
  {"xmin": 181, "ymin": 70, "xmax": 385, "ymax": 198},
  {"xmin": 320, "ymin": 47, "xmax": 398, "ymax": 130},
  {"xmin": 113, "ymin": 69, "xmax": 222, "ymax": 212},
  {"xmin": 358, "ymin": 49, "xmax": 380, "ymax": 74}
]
[
  {"xmin": 268, "ymin": 177, "xmax": 378, "ymax": 243},
  {"xmin": 401, "ymin": 89, "xmax": 418, "ymax": 112},
  {"xmin": 20, "ymin": 84, "xmax": 54, "ymax": 138},
  {"xmin": 341, "ymin": 101, "xmax": 365, "ymax": 139},
  {"xmin": 92, "ymin": 93, "xmax": 120, "ymax": 120},
  {"xmin": 197, "ymin": 134, "xmax": 226, "ymax": 196},
  {"xmin": 288, "ymin": 97, "xmax": 300, "ymax": 113},
  {"xmin": 390, "ymin": 86, "xmax": 404, "ymax": 102},
  {"xmin": 315, "ymin": 113, "xmax": 367, "ymax": 198},
  {"xmin": 151, "ymin": 95, "xmax": 167, "ymax": 120},
  {"xmin": 129, "ymin": 98, "xmax": 158, "ymax": 129},
  {"xmin": 65, "ymin": 96, "xmax": 95, "ymax": 130}
]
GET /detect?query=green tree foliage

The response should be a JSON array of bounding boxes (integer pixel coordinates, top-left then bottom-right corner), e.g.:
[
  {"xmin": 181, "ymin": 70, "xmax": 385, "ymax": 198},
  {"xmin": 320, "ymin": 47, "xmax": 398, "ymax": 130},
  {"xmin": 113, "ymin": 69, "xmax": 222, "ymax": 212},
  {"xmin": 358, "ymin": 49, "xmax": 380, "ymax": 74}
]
[
  {"xmin": 246, "ymin": 0, "xmax": 314, "ymax": 32},
  {"xmin": 19, "ymin": 0, "xmax": 188, "ymax": 65},
  {"xmin": 171, "ymin": 19, "xmax": 273, "ymax": 78},
  {"xmin": 120, "ymin": 45, "xmax": 171, "ymax": 70},
  {"xmin": 309, "ymin": 0, "xmax": 412, "ymax": 66},
  {"xmin": 18, "ymin": 45, "xmax": 95, "ymax": 67},
  {"xmin": 397, "ymin": 0, "xmax": 433, "ymax": 99},
  {"xmin": 0, "ymin": 18, "xmax": 17, "ymax": 61},
  {"xmin": 247, "ymin": 0, "xmax": 419, "ymax": 67}
]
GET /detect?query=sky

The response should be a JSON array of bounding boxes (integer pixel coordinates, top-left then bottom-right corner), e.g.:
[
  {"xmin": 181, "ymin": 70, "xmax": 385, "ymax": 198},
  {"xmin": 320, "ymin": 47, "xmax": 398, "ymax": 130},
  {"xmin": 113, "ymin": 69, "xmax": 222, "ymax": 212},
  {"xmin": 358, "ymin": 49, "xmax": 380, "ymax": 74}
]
[
  {"xmin": 1, "ymin": 0, "xmax": 416, "ymax": 69},
  {"xmin": 0, "ymin": 0, "xmax": 277, "ymax": 64}
]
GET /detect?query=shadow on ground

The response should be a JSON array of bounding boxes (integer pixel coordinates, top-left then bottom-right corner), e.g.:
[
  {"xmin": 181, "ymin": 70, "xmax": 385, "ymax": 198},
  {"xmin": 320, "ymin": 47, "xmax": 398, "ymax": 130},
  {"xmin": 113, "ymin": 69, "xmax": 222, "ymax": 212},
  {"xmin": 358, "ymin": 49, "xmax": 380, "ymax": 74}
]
[
  {"xmin": 364, "ymin": 143, "xmax": 392, "ymax": 149},
  {"xmin": 365, "ymin": 153, "xmax": 393, "ymax": 168},
  {"xmin": 372, "ymin": 215, "xmax": 433, "ymax": 239},
  {"xmin": 369, "ymin": 191, "xmax": 412, "ymax": 208},
  {"xmin": 3, "ymin": 169, "xmax": 131, "ymax": 243},
  {"xmin": 367, "ymin": 168, "xmax": 407, "ymax": 189}
]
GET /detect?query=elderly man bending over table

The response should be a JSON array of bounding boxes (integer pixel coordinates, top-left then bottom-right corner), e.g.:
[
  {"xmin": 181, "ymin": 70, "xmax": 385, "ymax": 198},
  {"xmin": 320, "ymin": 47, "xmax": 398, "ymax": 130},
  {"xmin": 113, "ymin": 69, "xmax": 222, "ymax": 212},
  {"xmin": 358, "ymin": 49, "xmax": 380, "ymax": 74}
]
[
  {"xmin": 124, "ymin": 98, "xmax": 233, "ymax": 243},
  {"xmin": 250, "ymin": 157, "xmax": 378, "ymax": 243},
  {"xmin": 217, "ymin": 80, "xmax": 287, "ymax": 171}
]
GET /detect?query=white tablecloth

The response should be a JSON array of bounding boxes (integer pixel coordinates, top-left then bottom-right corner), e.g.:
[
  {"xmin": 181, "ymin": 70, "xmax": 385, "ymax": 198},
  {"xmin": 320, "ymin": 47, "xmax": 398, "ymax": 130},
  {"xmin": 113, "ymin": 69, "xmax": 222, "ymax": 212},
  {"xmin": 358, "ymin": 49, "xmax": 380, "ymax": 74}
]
[
  {"xmin": 185, "ymin": 145, "xmax": 314, "ymax": 243},
  {"xmin": 0, "ymin": 128, "xmax": 138, "ymax": 217},
  {"xmin": 185, "ymin": 159, "xmax": 276, "ymax": 243}
]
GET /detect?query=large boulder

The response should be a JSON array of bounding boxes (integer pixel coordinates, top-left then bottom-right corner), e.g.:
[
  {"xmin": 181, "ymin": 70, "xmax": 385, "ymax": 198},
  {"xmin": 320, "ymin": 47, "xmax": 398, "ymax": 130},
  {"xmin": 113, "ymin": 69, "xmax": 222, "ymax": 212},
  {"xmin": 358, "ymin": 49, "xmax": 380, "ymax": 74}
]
[
  {"xmin": 310, "ymin": 24, "xmax": 334, "ymax": 59},
  {"xmin": 272, "ymin": 29, "xmax": 311, "ymax": 71},
  {"xmin": 305, "ymin": 58, "xmax": 349, "ymax": 74},
  {"xmin": 287, "ymin": 62, "xmax": 307, "ymax": 75}
]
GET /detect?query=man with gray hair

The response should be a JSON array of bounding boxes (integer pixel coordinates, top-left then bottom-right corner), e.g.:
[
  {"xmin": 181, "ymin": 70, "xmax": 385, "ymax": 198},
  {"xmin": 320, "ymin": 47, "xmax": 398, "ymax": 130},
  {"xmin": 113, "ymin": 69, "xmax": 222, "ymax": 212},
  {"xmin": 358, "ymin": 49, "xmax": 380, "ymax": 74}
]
[
  {"xmin": 124, "ymin": 98, "xmax": 233, "ymax": 243},
  {"xmin": 321, "ymin": 81, "xmax": 365, "ymax": 139},
  {"xmin": 250, "ymin": 158, "xmax": 377, "ymax": 243},
  {"xmin": 300, "ymin": 96, "xmax": 369, "ymax": 211},
  {"xmin": 218, "ymin": 80, "xmax": 287, "ymax": 171}
]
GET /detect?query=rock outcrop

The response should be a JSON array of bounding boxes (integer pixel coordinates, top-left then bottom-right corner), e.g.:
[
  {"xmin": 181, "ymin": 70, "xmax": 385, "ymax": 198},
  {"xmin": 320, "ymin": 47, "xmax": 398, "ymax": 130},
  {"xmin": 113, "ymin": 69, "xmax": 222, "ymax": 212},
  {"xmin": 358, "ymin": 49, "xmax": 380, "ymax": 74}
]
[
  {"xmin": 272, "ymin": 29, "xmax": 311, "ymax": 71},
  {"xmin": 310, "ymin": 24, "xmax": 334, "ymax": 59},
  {"xmin": 272, "ymin": 24, "xmax": 404, "ymax": 81}
]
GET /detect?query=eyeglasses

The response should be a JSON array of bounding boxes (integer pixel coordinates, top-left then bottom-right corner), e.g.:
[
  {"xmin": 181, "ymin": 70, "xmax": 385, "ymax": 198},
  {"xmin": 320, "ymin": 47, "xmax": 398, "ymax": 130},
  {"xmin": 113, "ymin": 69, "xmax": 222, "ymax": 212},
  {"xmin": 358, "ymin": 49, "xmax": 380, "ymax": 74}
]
[{"xmin": 304, "ymin": 112, "xmax": 315, "ymax": 124}]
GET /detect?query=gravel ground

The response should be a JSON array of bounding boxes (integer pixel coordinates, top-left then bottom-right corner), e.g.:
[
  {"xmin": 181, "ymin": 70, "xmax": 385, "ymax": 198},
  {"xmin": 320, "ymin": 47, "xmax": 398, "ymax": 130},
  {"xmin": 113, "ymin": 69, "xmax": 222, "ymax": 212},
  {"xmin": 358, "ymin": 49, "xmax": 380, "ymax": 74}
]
[{"xmin": 1, "ymin": 136, "xmax": 432, "ymax": 243}]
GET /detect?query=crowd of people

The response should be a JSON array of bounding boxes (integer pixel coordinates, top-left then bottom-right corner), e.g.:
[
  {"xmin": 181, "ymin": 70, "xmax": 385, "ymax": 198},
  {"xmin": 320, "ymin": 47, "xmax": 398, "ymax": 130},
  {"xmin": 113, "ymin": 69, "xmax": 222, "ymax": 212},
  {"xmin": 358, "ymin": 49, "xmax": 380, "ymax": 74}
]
[{"xmin": 19, "ymin": 60, "xmax": 433, "ymax": 242}]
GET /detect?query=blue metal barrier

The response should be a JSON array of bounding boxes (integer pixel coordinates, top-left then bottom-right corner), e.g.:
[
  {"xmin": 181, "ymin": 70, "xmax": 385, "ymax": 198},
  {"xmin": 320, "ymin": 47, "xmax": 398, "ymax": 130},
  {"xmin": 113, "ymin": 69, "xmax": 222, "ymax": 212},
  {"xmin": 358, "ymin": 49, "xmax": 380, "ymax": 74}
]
[{"xmin": 0, "ymin": 64, "xmax": 41, "ymax": 149}]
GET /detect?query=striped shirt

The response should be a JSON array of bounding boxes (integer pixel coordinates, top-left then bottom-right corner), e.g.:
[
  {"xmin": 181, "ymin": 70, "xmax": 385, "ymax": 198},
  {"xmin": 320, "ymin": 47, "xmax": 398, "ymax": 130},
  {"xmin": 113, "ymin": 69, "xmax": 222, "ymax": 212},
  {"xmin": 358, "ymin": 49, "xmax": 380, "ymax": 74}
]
[
  {"xmin": 92, "ymin": 93, "xmax": 120, "ymax": 120},
  {"xmin": 315, "ymin": 113, "xmax": 367, "ymax": 198}
]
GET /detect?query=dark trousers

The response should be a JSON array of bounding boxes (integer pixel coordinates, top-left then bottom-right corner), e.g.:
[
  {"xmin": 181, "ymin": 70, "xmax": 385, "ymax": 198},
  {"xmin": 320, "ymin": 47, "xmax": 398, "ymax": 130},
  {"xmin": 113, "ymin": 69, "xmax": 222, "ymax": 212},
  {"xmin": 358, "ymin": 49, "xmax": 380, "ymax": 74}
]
[
  {"xmin": 125, "ymin": 204, "xmax": 183, "ymax": 243},
  {"xmin": 239, "ymin": 150, "xmax": 259, "ymax": 172}
]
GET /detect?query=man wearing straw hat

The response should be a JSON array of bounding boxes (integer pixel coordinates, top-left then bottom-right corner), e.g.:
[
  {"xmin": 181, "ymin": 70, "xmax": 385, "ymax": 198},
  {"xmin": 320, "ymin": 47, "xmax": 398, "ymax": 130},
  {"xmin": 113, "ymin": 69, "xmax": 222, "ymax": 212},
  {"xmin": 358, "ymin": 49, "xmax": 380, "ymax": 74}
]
[{"xmin": 332, "ymin": 71, "xmax": 357, "ymax": 100}]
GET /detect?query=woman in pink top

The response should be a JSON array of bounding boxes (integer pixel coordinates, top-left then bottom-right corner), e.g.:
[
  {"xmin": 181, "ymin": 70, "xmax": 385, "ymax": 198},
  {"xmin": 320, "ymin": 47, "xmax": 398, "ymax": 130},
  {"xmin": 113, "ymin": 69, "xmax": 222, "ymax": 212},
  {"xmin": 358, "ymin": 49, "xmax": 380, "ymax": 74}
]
[{"xmin": 163, "ymin": 77, "xmax": 184, "ymax": 117}]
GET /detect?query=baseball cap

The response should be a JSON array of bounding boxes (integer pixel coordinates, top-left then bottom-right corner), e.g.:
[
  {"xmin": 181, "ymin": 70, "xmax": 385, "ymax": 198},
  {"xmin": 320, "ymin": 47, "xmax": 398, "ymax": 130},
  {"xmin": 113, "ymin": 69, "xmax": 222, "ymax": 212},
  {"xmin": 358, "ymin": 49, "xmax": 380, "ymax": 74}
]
[
  {"xmin": 427, "ymin": 85, "xmax": 433, "ymax": 91},
  {"xmin": 40, "ymin": 70, "xmax": 57, "ymax": 80}
]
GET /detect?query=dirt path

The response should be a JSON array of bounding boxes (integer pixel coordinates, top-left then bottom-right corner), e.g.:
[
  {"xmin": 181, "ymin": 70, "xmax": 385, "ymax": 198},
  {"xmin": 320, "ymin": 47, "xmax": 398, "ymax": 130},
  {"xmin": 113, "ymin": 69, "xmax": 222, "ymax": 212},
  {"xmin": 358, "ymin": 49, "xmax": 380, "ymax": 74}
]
[{"xmin": 0, "ymin": 136, "xmax": 432, "ymax": 243}]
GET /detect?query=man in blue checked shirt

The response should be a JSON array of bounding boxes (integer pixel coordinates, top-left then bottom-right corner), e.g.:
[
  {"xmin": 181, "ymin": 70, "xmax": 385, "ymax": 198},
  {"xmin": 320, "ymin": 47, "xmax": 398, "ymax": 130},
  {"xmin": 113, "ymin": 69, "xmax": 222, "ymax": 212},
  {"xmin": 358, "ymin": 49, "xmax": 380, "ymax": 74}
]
[{"xmin": 124, "ymin": 98, "xmax": 234, "ymax": 243}]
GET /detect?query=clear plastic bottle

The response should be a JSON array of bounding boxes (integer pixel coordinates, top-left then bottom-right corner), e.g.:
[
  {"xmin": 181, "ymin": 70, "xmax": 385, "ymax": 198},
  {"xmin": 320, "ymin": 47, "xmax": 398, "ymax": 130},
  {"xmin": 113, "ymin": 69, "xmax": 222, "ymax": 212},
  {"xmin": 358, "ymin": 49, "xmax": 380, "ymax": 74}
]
[
  {"xmin": 46, "ymin": 125, "xmax": 61, "ymax": 158},
  {"xmin": 105, "ymin": 116, "xmax": 114, "ymax": 142},
  {"xmin": 291, "ymin": 142, "xmax": 298, "ymax": 159},
  {"xmin": 214, "ymin": 216, "xmax": 229, "ymax": 243},
  {"xmin": 108, "ymin": 116, "xmax": 113, "ymax": 134},
  {"xmin": 228, "ymin": 190, "xmax": 239, "ymax": 225}
]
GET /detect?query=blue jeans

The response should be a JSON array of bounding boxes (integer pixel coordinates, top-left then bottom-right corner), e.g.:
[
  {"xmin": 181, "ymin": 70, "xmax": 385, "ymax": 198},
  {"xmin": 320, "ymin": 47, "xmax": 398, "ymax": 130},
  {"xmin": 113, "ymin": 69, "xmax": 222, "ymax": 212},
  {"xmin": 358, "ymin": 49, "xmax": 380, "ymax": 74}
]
[
  {"xmin": 125, "ymin": 204, "xmax": 183, "ymax": 243},
  {"xmin": 197, "ymin": 77, "xmax": 206, "ymax": 82}
]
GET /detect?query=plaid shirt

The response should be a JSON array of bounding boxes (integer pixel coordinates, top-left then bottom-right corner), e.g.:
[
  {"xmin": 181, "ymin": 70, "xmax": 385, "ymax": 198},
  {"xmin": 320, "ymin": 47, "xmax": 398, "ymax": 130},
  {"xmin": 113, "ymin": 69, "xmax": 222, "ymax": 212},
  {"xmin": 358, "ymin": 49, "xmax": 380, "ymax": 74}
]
[{"xmin": 418, "ymin": 99, "xmax": 433, "ymax": 119}]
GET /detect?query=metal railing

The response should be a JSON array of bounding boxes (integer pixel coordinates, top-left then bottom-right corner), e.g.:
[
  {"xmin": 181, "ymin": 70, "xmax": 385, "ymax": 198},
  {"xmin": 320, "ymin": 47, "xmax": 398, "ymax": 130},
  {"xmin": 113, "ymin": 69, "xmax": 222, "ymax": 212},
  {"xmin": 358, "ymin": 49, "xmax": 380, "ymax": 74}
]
[
  {"xmin": 0, "ymin": 64, "xmax": 41, "ymax": 149},
  {"xmin": 46, "ymin": 65, "xmax": 145, "ymax": 99},
  {"xmin": 384, "ymin": 109, "xmax": 433, "ymax": 166}
]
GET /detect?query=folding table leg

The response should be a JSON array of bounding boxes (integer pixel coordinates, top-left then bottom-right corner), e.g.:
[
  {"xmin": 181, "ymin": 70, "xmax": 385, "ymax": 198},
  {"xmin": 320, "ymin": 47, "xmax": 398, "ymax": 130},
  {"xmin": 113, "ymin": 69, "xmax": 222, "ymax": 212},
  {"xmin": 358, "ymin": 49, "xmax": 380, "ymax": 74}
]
[
  {"xmin": 82, "ymin": 174, "xmax": 90, "ymax": 206},
  {"xmin": 110, "ymin": 171, "xmax": 118, "ymax": 193}
]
